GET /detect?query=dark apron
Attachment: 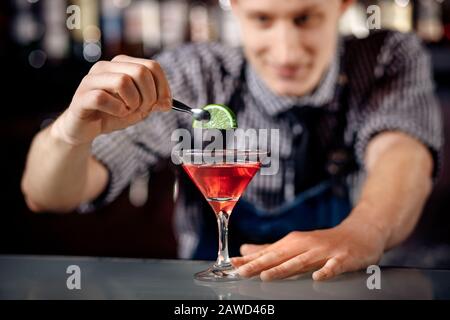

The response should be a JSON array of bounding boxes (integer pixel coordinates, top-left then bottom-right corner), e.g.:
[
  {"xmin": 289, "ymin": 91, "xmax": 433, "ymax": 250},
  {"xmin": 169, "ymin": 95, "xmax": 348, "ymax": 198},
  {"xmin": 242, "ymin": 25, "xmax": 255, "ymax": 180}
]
[{"xmin": 191, "ymin": 60, "xmax": 357, "ymax": 260}]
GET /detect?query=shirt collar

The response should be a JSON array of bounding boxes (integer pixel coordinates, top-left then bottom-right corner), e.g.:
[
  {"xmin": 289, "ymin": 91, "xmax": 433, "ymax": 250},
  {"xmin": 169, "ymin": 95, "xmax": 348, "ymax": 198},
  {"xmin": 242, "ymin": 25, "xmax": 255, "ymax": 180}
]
[{"xmin": 246, "ymin": 45, "xmax": 341, "ymax": 116}]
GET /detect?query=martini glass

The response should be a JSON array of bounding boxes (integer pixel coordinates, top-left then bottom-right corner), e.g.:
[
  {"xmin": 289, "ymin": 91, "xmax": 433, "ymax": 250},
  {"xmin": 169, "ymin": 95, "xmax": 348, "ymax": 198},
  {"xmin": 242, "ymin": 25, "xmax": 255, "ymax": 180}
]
[{"xmin": 176, "ymin": 149, "xmax": 266, "ymax": 282}]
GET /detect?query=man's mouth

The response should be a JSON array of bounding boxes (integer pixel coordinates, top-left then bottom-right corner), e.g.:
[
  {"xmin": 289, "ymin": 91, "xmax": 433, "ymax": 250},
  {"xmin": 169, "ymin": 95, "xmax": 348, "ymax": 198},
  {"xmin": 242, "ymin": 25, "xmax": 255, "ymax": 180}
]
[{"xmin": 271, "ymin": 65, "xmax": 309, "ymax": 79}]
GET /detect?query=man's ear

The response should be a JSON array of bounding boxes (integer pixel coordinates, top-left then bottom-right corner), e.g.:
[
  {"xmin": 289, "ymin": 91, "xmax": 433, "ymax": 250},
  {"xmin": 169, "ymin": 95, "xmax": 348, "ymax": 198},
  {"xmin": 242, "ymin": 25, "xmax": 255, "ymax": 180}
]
[{"xmin": 340, "ymin": 0, "xmax": 355, "ymax": 15}]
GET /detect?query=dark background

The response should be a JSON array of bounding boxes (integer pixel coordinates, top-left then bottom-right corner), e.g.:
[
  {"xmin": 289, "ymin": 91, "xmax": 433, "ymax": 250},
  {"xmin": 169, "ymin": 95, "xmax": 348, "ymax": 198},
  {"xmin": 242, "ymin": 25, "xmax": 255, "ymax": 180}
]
[{"xmin": 0, "ymin": 0, "xmax": 449, "ymax": 267}]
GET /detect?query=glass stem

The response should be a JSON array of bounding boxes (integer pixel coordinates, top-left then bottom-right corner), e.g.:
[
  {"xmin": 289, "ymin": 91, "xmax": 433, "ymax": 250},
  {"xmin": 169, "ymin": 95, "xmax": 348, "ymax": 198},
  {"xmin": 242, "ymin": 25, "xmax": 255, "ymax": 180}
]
[{"xmin": 215, "ymin": 211, "xmax": 231, "ymax": 268}]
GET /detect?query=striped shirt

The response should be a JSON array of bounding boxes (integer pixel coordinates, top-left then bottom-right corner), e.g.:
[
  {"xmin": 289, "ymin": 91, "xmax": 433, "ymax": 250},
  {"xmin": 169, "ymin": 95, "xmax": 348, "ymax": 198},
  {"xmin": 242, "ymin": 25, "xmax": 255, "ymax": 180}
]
[{"xmin": 81, "ymin": 30, "xmax": 443, "ymax": 258}]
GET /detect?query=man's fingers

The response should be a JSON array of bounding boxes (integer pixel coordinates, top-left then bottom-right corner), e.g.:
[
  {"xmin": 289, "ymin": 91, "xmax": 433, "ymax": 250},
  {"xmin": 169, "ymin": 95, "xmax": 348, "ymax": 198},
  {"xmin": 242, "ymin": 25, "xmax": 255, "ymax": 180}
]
[
  {"xmin": 80, "ymin": 90, "xmax": 128, "ymax": 118},
  {"xmin": 231, "ymin": 237, "xmax": 292, "ymax": 267},
  {"xmin": 237, "ymin": 248, "xmax": 300, "ymax": 278},
  {"xmin": 231, "ymin": 248, "xmax": 271, "ymax": 267},
  {"xmin": 112, "ymin": 55, "xmax": 172, "ymax": 111},
  {"xmin": 90, "ymin": 60, "xmax": 158, "ymax": 114},
  {"xmin": 312, "ymin": 257, "xmax": 346, "ymax": 281},
  {"xmin": 230, "ymin": 244, "xmax": 270, "ymax": 267},
  {"xmin": 80, "ymin": 73, "xmax": 141, "ymax": 112},
  {"xmin": 260, "ymin": 250, "xmax": 325, "ymax": 281},
  {"xmin": 101, "ymin": 107, "xmax": 150, "ymax": 133},
  {"xmin": 240, "ymin": 244, "xmax": 270, "ymax": 256},
  {"xmin": 231, "ymin": 242, "xmax": 284, "ymax": 267},
  {"xmin": 114, "ymin": 61, "xmax": 158, "ymax": 113},
  {"xmin": 88, "ymin": 60, "xmax": 110, "ymax": 74}
]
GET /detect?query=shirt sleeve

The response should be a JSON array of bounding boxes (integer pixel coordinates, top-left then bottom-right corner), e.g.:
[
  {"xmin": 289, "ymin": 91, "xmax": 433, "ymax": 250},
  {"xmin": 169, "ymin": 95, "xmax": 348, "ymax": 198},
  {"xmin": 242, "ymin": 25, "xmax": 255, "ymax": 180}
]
[
  {"xmin": 353, "ymin": 32, "xmax": 444, "ymax": 178},
  {"xmin": 77, "ymin": 110, "xmax": 180, "ymax": 213},
  {"xmin": 77, "ymin": 46, "xmax": 207, "ymax": 212}
]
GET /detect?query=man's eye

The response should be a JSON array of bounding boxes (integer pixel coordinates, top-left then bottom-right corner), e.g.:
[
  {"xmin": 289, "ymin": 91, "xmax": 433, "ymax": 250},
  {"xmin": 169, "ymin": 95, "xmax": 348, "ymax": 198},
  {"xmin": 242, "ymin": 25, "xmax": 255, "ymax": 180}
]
[
  {"xmin": 255, "ymin": 15, "xmax": 271, "ymax": 24},
  {"xmin": 294, "ymin": 15, "xmax": 310, "ymax": 26},
  {"xmin": 294, "ymin": 14, "xmax": 320, "ymax": 27}
]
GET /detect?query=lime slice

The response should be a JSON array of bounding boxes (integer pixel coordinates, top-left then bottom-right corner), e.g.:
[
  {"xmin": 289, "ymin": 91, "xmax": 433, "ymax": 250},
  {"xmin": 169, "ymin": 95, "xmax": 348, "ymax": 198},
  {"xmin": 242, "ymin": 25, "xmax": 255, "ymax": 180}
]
[{"xmin": 192, "ymin": 104, "xmax": 237, "ymax": 129}]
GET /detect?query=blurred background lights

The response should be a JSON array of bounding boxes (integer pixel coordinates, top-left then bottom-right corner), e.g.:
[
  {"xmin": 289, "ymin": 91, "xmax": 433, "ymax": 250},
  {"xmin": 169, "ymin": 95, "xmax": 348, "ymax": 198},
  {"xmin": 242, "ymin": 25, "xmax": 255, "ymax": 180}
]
[
  {"xmin": 83, "ymin": 42, "xmax": 102, "ymax": 62},
  {"xmin": 113, "ymin": 0, "xmax": 132, "ymax": 9},
  {"xmin": 395, "ymin": 0, "xmax": 410, "ymax": 8},
  {"xmin": 219, "ymin": 0, "xmax": 232, "ymax": 11},
  {"xmin": 13, "ymin": 13, "xmax": 44, "ymax": 44},
  {"xmin": 83, "ymin": 25, "xmax": 102, "ymax": 42},
  {"xmin": 28, "ymin": 49, "xmax": 47, "ymax": 68},
  {"xmin": 339, "ymin": 3, "xmax": 370, "ymax": 39}
]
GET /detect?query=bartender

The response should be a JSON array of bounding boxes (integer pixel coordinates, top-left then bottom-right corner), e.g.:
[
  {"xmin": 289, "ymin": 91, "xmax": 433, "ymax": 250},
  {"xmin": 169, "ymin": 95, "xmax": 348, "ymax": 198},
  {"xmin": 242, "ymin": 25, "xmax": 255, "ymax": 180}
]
[{"xmin": 21, "ymin": 0, "xmax": 442, "ymax": 281}]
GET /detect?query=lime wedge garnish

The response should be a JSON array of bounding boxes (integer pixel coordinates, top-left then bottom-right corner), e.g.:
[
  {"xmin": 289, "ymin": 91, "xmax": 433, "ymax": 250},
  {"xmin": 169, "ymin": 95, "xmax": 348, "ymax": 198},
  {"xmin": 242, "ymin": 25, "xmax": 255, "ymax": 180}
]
[{"xmin": 192, "ymin": 104, "xmax": 237, "ymax": 129}]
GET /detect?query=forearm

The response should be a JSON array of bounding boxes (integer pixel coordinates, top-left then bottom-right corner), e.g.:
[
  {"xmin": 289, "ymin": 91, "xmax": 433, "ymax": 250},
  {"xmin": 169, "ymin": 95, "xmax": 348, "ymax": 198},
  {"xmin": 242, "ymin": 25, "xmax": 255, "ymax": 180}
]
[
  {"xmin": 342, "ymin": 132, "xmax": 434, "ymax": 250},
  {"xmin": 21, "ymin": 123, "xmax": 106, "ymax": 212}
]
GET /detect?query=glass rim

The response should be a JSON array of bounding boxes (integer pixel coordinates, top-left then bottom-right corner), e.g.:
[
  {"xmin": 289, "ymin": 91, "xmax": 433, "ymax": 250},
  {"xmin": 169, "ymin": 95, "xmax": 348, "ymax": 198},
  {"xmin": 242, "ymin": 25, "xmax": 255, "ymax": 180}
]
[
  {"xmin": 173, "ymin": 149, "xmax": 269, "ymax": 165},
  {"xmin": 176, "ymin": 149, "xmax": 269, "ymax": 156}
]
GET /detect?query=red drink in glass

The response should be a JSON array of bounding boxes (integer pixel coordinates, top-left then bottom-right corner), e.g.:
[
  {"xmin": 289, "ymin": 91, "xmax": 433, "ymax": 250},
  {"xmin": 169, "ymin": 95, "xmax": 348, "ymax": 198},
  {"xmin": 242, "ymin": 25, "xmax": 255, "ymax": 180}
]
[
  {"xmin": 176, "ymin": 149, "xmax": 266, "ymax": 281},
  {"xmin": 182, "ymin": 163, "xmax": 261, "ymax": 215}
]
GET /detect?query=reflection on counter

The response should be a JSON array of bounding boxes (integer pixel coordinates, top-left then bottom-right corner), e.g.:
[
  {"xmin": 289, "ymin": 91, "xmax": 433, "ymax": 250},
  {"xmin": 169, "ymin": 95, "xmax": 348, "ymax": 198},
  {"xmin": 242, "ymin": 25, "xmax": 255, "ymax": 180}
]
[
  {"xmin": 194, "ymin": 268, "xmax": 435, "ymax": 300},
  {"xmin": 1, "ymin": 256, "xmax": 448, "ymax": 300}
]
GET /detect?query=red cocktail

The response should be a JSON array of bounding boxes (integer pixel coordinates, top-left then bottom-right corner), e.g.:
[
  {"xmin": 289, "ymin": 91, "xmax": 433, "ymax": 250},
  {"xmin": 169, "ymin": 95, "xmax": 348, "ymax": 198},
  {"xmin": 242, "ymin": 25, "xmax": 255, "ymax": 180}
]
[
  {"xmin": 176, "ymin": 149, "xmax": 266, "ymax": 281},
  {"xmin": 182, "ymin": 163, "xmax": 260, "ymax": 216}
]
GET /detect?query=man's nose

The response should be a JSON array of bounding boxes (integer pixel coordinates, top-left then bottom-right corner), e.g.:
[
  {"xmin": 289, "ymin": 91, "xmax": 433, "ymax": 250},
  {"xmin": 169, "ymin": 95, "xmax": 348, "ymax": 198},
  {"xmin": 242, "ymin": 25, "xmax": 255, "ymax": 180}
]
[{"xmin": 271, "ymin": 24, "xmax": 304, "ymax": 65}]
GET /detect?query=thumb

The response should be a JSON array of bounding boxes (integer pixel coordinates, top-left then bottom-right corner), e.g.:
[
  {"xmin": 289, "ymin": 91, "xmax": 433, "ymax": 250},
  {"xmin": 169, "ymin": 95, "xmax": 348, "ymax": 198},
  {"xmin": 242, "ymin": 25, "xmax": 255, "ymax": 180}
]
[{"xmin": 240, "ymin": 243, "xmax": 270, "ymax": 256}]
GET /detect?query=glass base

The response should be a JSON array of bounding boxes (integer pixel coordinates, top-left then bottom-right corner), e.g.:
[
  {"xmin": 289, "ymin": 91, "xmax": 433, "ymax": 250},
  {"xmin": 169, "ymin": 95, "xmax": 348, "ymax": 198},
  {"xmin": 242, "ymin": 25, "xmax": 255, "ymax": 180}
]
[{"xmin": 194, "ymin": 263, "xmax": 242, "ymax": 282}]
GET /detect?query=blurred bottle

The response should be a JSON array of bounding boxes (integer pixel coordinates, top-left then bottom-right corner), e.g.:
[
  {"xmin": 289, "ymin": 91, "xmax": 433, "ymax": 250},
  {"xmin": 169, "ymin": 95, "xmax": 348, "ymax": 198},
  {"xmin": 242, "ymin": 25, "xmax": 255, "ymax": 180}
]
[
  {"xmin": 101, "ymin": 0, "xmax": 123, "ymax": 59},
  {"xmin": 218, "ymin": 0, "xmax": 241, "ymax": 46},
  {"xmin": 71, "ymin": 0, "xmax": 102, "ymax": 63},
  {"xmin": 416, "ymin": 0, "xmax": 444, "ymax": 43},
  {"xmin": 142, "ymin": 0, "xmax": 162, "ymax": 56},
  {"xmin": 123, "ymin": 0, "xmax": 144, "ymax": 56},
  {"xmin": 11, "ymin": 0, "xmax": 43, "ymax": 46},
  {"xmin": 444, "ymin": 0, "xmax": 450, "ymax": 43},
  {"xmin": 189, "ymin": 1, "xmax": 219, "ymax": 43},
  {"xmin": 42, "ymin": 0, "xmax": 69, "ymax": 61},
  {"xmin": 379, "ymin": 0, "xmax": 413, "ymax": 33},
  {"xmin": 11, "ymin": 0, "xmax": 47, "ymax": 68},
  {"xmin": 339, "ymin": 2, "xmax": 370, "ymax": 39},
  {"xmin": 160, "ymin": 0, "xmax": 188, "ymax": 49}
]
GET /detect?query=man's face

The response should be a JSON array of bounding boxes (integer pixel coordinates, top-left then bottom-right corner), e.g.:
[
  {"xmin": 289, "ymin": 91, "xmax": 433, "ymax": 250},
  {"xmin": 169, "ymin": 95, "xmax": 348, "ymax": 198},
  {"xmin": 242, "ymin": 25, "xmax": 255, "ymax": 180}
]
[{"xmin": 232, "ymin": 0, "xmax": 352, "ymax": 97}]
